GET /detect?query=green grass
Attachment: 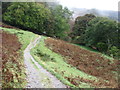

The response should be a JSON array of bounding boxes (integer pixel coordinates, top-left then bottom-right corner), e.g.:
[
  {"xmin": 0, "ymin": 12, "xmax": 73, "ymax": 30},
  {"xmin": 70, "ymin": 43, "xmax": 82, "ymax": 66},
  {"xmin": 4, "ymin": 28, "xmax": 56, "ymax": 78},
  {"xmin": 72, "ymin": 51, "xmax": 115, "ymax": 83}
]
[
  {"xmin": 1, "ymin": 27, "xmax": 38, "ymax": 88},
  {"xmin": 31, "ymin": 36, "xmax": 100, "ymax": 88}
]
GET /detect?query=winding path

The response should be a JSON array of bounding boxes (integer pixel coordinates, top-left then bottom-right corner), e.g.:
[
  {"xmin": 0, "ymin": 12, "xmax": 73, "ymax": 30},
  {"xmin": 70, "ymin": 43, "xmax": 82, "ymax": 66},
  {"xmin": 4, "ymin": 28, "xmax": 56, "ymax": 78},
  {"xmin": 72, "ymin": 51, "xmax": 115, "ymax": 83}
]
[{"xmin": 24, "ymin": 36, "xmax": 67, "ymax": 88}]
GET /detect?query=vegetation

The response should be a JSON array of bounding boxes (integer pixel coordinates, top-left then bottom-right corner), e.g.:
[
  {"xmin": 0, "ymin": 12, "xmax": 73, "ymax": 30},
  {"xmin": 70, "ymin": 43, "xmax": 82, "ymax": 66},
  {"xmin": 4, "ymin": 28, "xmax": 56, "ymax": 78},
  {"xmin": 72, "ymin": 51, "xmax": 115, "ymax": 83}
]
[
  {"xmin": 47, "ymin": 5, "xmax": 73, "ymax": 39},
  {"xmin": 3, "ymin": 2, "xmax": 51, "ymax": 34},
  {"xmin": 2, "ymin": 2, "xmax": 12, "ymax": 14},
  {"xmin": 3, "ymin": 2, "xmax": 118, "ymax": 58},
  {"xmin": 1, "ymin": 31, "xmax": 25, "ymax": 88},
  {"xmin": 31, "ymin": 36, "xmax": 118, "ymax": 88},
  {"xmin": 3, "ymin": 2, "xmax": 72, "ymax": 40},
  {"xmin": 1, "ymin": 27, "xmax": 38, "ymax": 50},
  {"xmin": 71, "ymin": 14, "xmax": 96, "ymax": 44},
  {"xmin": 1, "ymin": 26, "xmax": 38, "ymax": 88},
  {"xmin": 31, "ymin": 36, "xmax": 99, "ymax": 88},
  {"xmin": 71, "ymin": 15, "xmax": 119, "ymax": 59},
  {"xmin": 1, "ymin": 1, "xmax": 119, "ymax": 88},
  {"xmin": 84, "ymin": 17, "xmax": 119, "ymax": 57}
]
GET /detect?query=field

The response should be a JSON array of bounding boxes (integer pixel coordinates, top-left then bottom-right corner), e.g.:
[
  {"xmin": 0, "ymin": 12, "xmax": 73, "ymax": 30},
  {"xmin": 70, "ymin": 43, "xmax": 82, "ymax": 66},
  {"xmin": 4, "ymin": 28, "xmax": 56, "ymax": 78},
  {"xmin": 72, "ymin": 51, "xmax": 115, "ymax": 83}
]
[{"xmin": 31, "ymin": 36, "xmax": 119, "ymax": 88}]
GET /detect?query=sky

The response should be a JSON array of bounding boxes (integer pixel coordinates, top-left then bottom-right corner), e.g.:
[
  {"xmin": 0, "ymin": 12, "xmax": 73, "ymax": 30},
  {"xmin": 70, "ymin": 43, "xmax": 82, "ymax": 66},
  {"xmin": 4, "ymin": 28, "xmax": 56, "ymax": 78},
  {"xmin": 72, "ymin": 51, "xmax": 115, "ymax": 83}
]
[{"xmin": 57, "ymin": 0, "xmax": 119, "ymax": 11}]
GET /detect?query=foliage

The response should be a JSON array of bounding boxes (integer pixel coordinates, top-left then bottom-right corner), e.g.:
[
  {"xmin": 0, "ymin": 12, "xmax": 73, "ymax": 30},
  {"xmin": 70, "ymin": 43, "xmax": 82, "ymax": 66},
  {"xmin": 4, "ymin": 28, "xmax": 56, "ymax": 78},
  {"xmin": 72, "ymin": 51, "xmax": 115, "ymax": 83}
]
[
  {"xmin": 47, "ymin": 5, "xmax": 73, "ymax": 39},
  {"xmin": 2, "ymin": 2, "xmax": 12, "ymax": 14},
  {"xmin": 83, "ymin": 17, "xmax": 119, "ymax": 57},
  {"xmin": 71, "ymin": 14, "xmax": 96, "ymax": 43},
  {"xmin": 3, "ymin": 2, "xmax": 51, "ymax": 34},
  {"xmin": 71, "ymin": 15, "xmax": 119, "ymax": 58},
  {"xmin": 3, "ymin": 2, "xmax": 73, "ymax": 39},
  {"xmin": 118, "ymin": 23, "xmax": 120, "ymax": 49},
  {"xmin": 96, "ymin": 42, "xmax": 108, "ymax": 52},
  {"xmin": 108, "ymin": 46, "xmax": 119, "ymax": 58}
]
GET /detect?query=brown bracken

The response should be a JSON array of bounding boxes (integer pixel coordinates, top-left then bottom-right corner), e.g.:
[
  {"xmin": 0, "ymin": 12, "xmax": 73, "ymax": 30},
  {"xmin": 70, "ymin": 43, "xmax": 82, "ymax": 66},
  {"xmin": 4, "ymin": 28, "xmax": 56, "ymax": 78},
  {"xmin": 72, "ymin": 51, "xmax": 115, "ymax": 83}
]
[{"xmin": 45, "ymin": 38, "xmax": 119, "ymax": 88}]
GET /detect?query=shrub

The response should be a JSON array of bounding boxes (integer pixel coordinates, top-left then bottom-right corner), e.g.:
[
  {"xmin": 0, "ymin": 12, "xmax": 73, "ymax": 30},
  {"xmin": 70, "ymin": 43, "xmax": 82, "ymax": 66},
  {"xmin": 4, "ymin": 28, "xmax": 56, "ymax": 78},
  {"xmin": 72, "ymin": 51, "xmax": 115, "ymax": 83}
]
[
  {"xmin": 63, "ymin": 36, "xmax": 72, "ymax": 42},
  {"xmin": 109, "ymin": 46, "xmax": 119, "ymax": 58},
  {"xmin": 96, "ymin": 42, "xmax": 108, "ymax": 52}
]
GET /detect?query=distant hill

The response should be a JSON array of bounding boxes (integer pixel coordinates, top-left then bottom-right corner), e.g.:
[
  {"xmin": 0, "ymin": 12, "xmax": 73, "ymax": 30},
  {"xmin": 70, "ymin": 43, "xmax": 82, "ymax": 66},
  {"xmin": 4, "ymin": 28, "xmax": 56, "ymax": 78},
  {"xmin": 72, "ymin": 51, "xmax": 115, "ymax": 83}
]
[{"xmin": 70, "ymin": 8, "xmax": 118, "ymax": 21}]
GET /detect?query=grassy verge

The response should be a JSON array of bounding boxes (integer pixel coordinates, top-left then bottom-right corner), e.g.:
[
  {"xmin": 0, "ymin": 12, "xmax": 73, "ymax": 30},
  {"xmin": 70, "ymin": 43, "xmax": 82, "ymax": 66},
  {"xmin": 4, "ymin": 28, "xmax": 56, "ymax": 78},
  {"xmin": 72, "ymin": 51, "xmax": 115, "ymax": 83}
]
[
  {"xmin": 1, "ymin": 27, "xmax": 38, "ymax": 88},
  {"xmin": 31, "ymin": 36, "xmax": 99, "ymax": 88}
]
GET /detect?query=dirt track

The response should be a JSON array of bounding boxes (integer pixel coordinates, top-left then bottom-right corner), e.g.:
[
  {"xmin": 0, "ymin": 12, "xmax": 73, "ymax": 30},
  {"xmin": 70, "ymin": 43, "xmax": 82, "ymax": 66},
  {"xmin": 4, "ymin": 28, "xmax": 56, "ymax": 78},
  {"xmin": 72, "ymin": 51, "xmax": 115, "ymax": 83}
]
[{"xmin": 24, "ymin": 36, "xmax": 67, "ymax": 88}]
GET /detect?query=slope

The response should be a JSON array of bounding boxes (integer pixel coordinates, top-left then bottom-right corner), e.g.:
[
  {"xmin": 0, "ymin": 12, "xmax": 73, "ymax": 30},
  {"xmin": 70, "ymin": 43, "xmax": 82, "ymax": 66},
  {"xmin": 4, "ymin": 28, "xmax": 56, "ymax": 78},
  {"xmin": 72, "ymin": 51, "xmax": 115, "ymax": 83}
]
[
  {"xmin": 1, "ymin": 26, "xmax": 38, "ymax": 88},
  {"xmin": 24, "ymin": 36, "xmax": 67, "ymax": 88},
  {"xmin": 1, "ymin": 25, "xmax": 119, "ymax": 88},
  {"xmin": 31, "ymin": 36, "xmax": 119, "ymax": 88},
  {"xmin": 1, "ymin": 31, "xmax": 25, "ymax": 88},
  {"xmin": 1, "ymin": 26, "xmax": 67, "ymax": 88}
]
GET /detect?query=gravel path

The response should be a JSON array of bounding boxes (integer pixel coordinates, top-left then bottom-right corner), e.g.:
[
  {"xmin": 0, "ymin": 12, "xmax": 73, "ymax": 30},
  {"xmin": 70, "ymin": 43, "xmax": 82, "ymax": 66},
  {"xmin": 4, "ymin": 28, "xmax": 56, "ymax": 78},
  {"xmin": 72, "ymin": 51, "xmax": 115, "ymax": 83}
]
[{"xmin": 24, "ymin": 36, "xmax": 67, "ymax": 88}]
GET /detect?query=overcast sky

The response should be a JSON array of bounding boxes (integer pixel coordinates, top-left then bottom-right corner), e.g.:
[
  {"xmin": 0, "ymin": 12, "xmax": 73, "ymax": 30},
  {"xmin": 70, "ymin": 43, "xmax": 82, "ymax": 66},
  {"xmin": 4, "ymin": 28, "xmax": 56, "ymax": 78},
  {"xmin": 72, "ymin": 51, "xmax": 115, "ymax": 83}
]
[{"xmin": 57, "ymin": 0, "xmax": 119, "ymax": 11}]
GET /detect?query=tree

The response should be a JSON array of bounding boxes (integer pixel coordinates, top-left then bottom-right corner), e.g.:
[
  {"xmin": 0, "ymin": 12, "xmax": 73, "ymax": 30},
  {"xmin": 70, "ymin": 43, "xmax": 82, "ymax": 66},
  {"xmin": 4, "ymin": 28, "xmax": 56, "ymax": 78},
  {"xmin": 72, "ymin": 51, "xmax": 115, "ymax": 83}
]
[
  {"xmin": 84, "ymin": 17, "xmax": 119, "ymax": 53},
  {"xmin": 118, "ymin": 22, "xmax": 120, "ymax": 49},
  {"xmin": 47, "ymin": 5, "xmax": 73, "ymax": 39},
  {"xmin": 2, "ymin": 2, "xmax": 12, "ymax": 14},
  {"xmin": 3, "ymin": 2, "xmax": 73, "ymax": 39},
  {"xmin": 3, "ymin": 2, "xmax": 51, "ymax": 34},
  {"xmin": 71, "ymin": 14, "xmax": 96, "ymax": 44}
]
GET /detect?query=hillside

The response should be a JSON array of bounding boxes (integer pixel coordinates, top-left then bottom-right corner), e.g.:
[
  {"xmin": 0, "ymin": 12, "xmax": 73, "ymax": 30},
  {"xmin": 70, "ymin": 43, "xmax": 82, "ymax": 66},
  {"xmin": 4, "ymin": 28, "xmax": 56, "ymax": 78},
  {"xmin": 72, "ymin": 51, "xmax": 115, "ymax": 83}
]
[
  {"xmin": 1, "ymin": 25, "xmax": 38, "ymax": 88},
  {"xmin": 1, "ymin": 24, "xmax": 119, "ymax": 88},
  {"xmin": 1, "ymin": 31, "xmax": 25, "ymax": 88},
  {"xmin": 1, "ymin": 1, "xmax": 119, "ymax": 89},
  {"xmin": 31, "ymin": 35, "xmax": 119, "ymax": 88},
  {"xmin": 1, "ymin": 26, "xmax": 67, "ymax": 88}
]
